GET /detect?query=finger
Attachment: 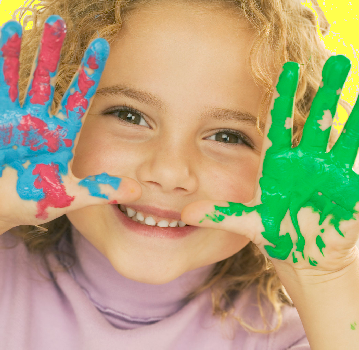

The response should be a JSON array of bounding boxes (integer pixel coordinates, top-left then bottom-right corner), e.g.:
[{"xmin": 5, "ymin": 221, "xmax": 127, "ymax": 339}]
[
  {"xmin": 65, "ymin": 174, "xmax": 142, "ymax": 214},
  {"xmin": 247, "ymin": 62, "xmax": 299, "ymax": 207},
  {"xmin": 23, "ymin": 15, "xmax": 66, "ymax": 113},
  {"xmin": 299, "ymin": 55, "xmax": 351, "ymax": 152},
  {"xmin": 181, "ymin": 200, "xmax": 263, "ymax": 243},
  {"xmin": 265, "ymin": 61, "xmax": 300, "ymax": 155},
  {"xmin": 182, "ymin": 200, "xmax": 295, "ymax": 261},
  {"xmin": 331, "ymin": 92, "xmax": 359, "ymax": 167},
  {"xmin": 0, "ymin": 20, "xmax": 22, "ymax": 108},
  {"xmin": 18, "ymin": 163, "xmax": 141, "ymax": 220},
  {"xmin": 54, "ymin": 37, "xmax": 109, "ymax": 153}
]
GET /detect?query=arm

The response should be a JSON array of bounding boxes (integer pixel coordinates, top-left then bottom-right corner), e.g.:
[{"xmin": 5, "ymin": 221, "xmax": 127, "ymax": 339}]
[
  {"xmin": 275, "ymin": 252, "xmax": 359, "ymax": 350},
  {"xmin": 182, "ymin": 56, "xmax": 359, "ymax": 349}
]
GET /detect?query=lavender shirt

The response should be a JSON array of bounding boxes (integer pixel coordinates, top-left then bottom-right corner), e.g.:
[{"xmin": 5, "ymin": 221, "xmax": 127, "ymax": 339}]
[{"xmin": 0, "ymin": 226, "xmax": 310, "ymax": 349}]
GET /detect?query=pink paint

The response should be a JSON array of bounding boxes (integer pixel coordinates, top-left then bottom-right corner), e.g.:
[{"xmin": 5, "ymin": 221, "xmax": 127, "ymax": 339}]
[
  {"xmin": 65, "ymin": 66, "xmax": 95, "ymax": 119},
  {"xmin": 2, "ymin": 33, "xmax": 21, "ymax": 102},
  {"xmin": 63, "ymin": 139, "xmax": 72, "ymax": 147},
  {"xmin": 0, "ymin": 124, "xmax": 13, "ymax": 145},
  {"xmin": 28, "ymin": 21, "xmax": 66, "ymax": 105},
  {"xmin": 87, "ymin": 55, "xmax": 99, "ymax": 69},
  {"xmin": 109, "ymin": 200, "xmax": 118, "ymax": 204},
  {"xmin": 17, "ymin": 114, "xmax": 65, "ymax": 152},
  {"xmin": 33, "ymin": 163, "xmax": 74, "ymax": 219}
]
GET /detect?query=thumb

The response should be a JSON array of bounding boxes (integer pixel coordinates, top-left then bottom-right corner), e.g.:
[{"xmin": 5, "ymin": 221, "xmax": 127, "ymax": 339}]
[
  {"xmin": 181, "ymin": 200, "xmax": 265, "ymax": 244},
  {"xmin": 62, "ymin": 173, "xmax": 141, "ymax": 213}
]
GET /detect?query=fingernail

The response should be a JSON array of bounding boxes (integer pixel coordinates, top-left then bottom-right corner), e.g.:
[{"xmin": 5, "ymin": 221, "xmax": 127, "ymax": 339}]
[
  {"xmin": 1, "ymin": 21, "xmax": 22, "ymax": 44},
  {"xmin": 322, "ymin": 55, "xmax": 351, "ymax": 90},
  {"xmin": 276, "ymin": 61, "xmax": 300, "ymax": 97},
  {"xmin": 88, "ymin": 38, "xmax": 110, "ymax": 65}
]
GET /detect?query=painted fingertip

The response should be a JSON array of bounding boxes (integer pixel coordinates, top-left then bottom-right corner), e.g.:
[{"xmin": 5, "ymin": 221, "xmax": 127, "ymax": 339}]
[
  {"xmin": 87, "ymin": 38, "xmax": 110, "ymax": 66},
  {"xmin": 276, "ymin": 61, "xmax": 300, "ymax": 97},
  {"xmin": 45, "ymin": 15, "xmax": 66, "ymax": 27},
  {"xmin": 322, "ymin": 55, "xmax": 351, "ymax": 90},
  {"xmin": 1, "ymin": 21, "xmax": 22, "ymax": 44},
  {"xmin": 78, "ymin": 173, "xmax": 121, "ymax": 199}
]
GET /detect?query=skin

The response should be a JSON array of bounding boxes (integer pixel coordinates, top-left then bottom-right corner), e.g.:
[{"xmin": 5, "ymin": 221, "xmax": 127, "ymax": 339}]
[
  {"xmin": 200, "ymin": 57, "xmax": 359, "ymax": 266},
  {"xmin": 0, "ymin": 16, "xmax": 139, "ymax": 229},
  {"xmin": 189, "ymin": 55, "xmax": 359, "ymax": 273},
  {"xmin": 68, "ymin": 1, "xmax": 265, "ymax": 284}
]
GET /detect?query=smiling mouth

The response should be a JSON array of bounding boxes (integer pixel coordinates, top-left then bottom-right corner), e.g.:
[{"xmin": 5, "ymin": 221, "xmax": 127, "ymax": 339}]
[{"xmin": 118, "ymin": 204, "xmax": 188, "ymax": 228}]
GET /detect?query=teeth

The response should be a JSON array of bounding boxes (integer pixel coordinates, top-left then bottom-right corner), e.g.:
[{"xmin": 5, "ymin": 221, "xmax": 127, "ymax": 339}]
[
  {"xmin": 144, "ymin": 216, "xmax": 156, "ymax": 226},
  {"xmin": 178, "ymin": 220, "xmax": 186, "ymax": 227},
  {"xmin": 157, "ymin": 220, "xmax": 169, "ymax": 228},
  {"xmin": 126, "ymin": 207, "xmax": 136, "ymax": 217},
  {"xmin": 120, "ymin": 205, "xmax": 187, "ymax": 227},
  {"xmin": 136, "ymin": 212, "xmax": 144, "ymax": 221}
]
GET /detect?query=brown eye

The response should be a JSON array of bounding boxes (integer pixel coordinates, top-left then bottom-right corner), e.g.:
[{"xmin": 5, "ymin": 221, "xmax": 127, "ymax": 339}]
[
  {"xmin": 117, "ymin": 110, "xmax": 142, "ymax": 124},
  {"xmin": 215, "ymin": 132, "xmax": 241, "ymax": 144},
  {"xmin": 104, "ymin": 107, "xmax": 149, "ymax": 127},
  {"xmin": 207, "ymin": 129, "xmax": 254, "ymax": 148}
]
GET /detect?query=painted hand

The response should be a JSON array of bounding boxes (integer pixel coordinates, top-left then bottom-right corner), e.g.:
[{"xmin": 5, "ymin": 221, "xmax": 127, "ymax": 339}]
[
  {"xmin": 0, "ymin": 16, "xmax": 140, "ymax": 226},
  {"xmin": 182, "ymin": 55, "xmax": 359, "ymax": 271}
]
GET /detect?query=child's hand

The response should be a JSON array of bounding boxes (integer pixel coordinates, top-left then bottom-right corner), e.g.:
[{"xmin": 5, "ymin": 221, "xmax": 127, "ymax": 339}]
[
  {"xmin": 0, "ymin": 16, "xmax": 140, "ymax": 229},
  {"xmin": 182, "ymin": 55, "xmax": 359, "ymax": 274}
]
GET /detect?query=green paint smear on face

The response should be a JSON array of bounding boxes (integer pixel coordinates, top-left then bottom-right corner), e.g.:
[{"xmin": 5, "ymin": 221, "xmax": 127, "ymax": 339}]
[
  {"xmin": 316, "ymin": 235, "xmax": 326, "ymax": 256},
  {"xmin": 292, "ymin": 252, "xmax": 298, "ymax": 263},
  {"xmin": 201, "ymin": 56, "xmax": 359, "ymax": 265},
  {"xmin": 320, "ymin": 228, "xmax": 324, "ymax": 233},
  {"xmin": 351, "ymin": 322, "xmax": 357, "ymax": 330}
]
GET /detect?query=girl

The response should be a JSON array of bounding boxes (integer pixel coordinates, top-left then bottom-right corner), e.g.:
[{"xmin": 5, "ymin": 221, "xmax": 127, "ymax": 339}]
[{"xmin": 0, "ymin": 0, "xmax": 358, "ymax": 348}]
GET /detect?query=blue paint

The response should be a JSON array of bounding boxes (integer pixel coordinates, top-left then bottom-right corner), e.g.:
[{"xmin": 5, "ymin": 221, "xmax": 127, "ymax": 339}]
[
  {"xmin": 79, "ymin": 173, "xmax": 121, "ymax": 199},
  {"xmin": 0, "ymin": 16, "xmax": 118, "ymax": 213}
]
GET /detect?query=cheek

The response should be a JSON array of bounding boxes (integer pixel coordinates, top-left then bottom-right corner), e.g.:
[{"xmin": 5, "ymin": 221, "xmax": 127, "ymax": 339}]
[
  {"xmin": 202, "ymin": 154, "xmax": 260, "ymax": 203},
  {"xmin": 72, "ymin": 119, "xmax": 140, "ymax": 178}
]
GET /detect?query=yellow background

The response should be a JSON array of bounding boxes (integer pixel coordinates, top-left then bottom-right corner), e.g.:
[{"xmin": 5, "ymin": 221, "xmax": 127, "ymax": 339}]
[{"xmin": 0, "ymin": 0, "xmax": 358, "ymax": 126}]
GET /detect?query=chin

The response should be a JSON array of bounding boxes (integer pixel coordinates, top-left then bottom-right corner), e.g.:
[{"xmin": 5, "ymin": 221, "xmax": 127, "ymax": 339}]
[{"xmin": 109, "ymin": 255, "xmax": 189, "ymax": 285}]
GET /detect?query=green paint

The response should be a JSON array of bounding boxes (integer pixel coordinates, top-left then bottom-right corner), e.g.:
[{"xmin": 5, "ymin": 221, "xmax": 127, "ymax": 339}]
[
  {"xmin": 351, "ymin": 322, "xmax": 357, "ymax": 330},
  {"xmin": 308, "ymin": 257, "xmax": 318, "ymax": 266},
  {"xmin": 292, "ymin": 252, "xmax": 298, "ymax": 263},
  {"xmin": 320, "ymin": 228, "xmax": 324, "ymax": 233},
  {"xmin": 201, "ymin": 56, "xmax": 359, "ymax": 265},
  {"xmin": 199, "ymin": 212, "xmax": 225, "ymax": 224},
  {"xmin": 316, "ymin": 235, "xmax": 326, "ymax": 256}
]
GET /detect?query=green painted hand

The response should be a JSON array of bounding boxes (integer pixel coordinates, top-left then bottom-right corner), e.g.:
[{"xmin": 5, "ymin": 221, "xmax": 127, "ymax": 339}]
[{"xmin": 183, "ymin": 55, "xmax": 359, "ymax": 267}]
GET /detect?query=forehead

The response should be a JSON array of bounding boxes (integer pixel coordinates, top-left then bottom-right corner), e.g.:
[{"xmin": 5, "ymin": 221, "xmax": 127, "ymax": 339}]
[{"xmin": 98, "ymin": 0, "xmax": 264, "ymax": 115}]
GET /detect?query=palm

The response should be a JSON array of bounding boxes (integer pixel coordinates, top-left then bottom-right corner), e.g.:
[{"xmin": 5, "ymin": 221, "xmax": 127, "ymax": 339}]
[
  {"xmin": 0, "ymin": 17, "xmax": 123, "ymax": 225},
  {"xmin": 201, "ymin": 56, "xmax": 359, "ymax": 267}
]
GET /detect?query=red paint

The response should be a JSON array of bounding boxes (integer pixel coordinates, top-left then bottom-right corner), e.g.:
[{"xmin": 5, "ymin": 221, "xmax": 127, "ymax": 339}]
[
  {"xmin": 2, "ymin": 33, "xmax": 21, "ymax": 102},
  {"xmin": 18, "ymin": 114, "xmax": 65, "ymax": 152},
  {"xmin": 63, "ymin": 139, "xmax": 72, "ymax": 147},
  {"xmin": 28, "ymin": 20, "xmax": 66, "ymax": 105},
  {"xmin": 65, "ymin": 67, "xmax": 95, "ymax": 118},
  {"xmin": 33, "ymin": 163, "xmax": 74, "ymax": 219},
  {"xmin": 109, "ymin": 200, "xmax": 118, "ymax": 204},
  {"xmin": 87, "ymin": 54, "xmax": 99, "ymax": 69},
  {"xmin": 0, "ymin": 124, "xmax": 13, "ymax": 146}
]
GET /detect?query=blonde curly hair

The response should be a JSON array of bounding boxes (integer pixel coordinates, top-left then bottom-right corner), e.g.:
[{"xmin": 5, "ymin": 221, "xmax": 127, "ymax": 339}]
[{"xmin": 7, "ymin": 0, "xmax": 337, "ymax": 334}]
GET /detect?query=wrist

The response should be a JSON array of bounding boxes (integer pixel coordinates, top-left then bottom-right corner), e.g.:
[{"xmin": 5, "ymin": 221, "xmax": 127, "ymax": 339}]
[{"xmin": 272, "ymin": 246, "xmax": 359, "ymax": 293}]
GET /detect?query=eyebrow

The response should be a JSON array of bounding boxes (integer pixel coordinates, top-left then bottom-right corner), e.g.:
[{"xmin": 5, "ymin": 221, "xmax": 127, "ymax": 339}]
[{"xmin": 96, "ymin": 84, "xmax": 263, "ymax": 128}]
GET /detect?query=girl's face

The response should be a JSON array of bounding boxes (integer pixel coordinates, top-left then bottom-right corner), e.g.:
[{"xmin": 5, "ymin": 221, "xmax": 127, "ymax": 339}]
[{"xmin": 68, "ymin": 1, "xmax": 265, "ymax": 284}]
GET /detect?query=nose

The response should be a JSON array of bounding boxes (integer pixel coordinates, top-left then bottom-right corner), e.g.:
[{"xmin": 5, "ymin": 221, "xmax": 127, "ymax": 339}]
[{"xmin": 136, "ymin": 135, "xmax": 199, "ymax": 194}]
